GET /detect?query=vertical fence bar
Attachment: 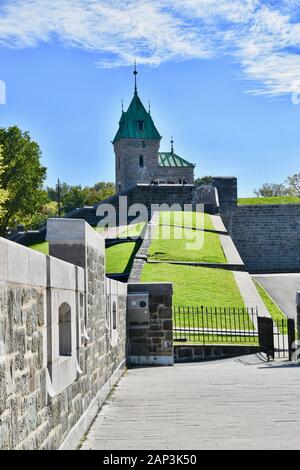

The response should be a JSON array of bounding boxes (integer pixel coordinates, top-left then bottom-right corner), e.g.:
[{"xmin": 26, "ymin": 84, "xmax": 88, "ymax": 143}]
[
  {"xmin": 233, "ymin": 307, "xmax": 236, "ymax": 344},
  {"xmin": 201, "ymin": 305, "xmax": 205, "ymax": 346},
  {"xmin": 214, "ymin": 307, "xmax": 219, "ymax": 342}
]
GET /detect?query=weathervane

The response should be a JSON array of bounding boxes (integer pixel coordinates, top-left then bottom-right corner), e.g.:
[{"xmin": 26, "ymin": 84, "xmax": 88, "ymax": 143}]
[
  {"xmin": 171, "ymin": 136, "xmax": 174, "ymax": 154},
  {"xmin": 134, "ymin": 60, "xmax": 138, "ymax": 95}
]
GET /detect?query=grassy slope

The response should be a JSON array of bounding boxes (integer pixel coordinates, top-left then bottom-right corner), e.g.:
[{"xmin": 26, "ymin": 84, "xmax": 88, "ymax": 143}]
[
  {"xmin": 27, "ymin": 238, "xmax": 139, "ymax": 275},
  {"xmin": 106, "ymin": 241, "xmax": 139, "ymax": 274},
  {"xmin": 27, "ymin": 241, "xmax": 49, "ymax": 254},
  {"xmin": 148, "ymin": 226, "xmax": 226, "ymax": 263},
  {"xmin": 141, "ymin": 263, "xmax": 245, "ymax": 308},
  {"xmin": 149, "ymin": 212, "xmax": 226, "ymax": 264},
  {"xmin": 254, "ymin": 280, "xmax": 287, "ymax": 334},
  {"xmin": 160, "ymin": 211, "xmax": 215, "ymax": 230},
  {"xmin": 119, "ymin": 221, "xmax": 147, "ymax": 238},
  {"xmin": 238, "ymin": 196, "xmax": 300, "ymax": 205}
]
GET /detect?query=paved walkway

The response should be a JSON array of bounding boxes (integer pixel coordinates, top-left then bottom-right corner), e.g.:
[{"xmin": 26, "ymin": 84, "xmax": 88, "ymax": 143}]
[
  {"xmin": 234, "ymin": 271, "xmax": 270, "ymax": 318},
  {"xmin": 253, "ymin": 273, "xmax": 300, "ymax": 320},
  {"xmin": 82, "ymin": 357, "xmax": 300, "ymax": 450}
]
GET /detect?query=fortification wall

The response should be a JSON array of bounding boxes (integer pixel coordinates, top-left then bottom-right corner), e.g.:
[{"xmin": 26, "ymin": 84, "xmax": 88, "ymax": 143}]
[
  {"xmin": 231, "ymin": 204, "xmax": 300, "ymax": 272},
  {"xmin": 0, "ymin": 219, "xmax": 127, "ymax": 450},
  {"xmin": 156, "ymin": 166, "xmax": 194, "ymax": 184}
]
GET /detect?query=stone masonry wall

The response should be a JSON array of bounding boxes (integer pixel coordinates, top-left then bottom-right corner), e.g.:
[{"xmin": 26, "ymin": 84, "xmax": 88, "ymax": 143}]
[
  {"xmin": 127, "ymin": 283, "xmax": 173, "ymax": 366},
  {"xmin": 156, "ymin": 166, "xmax": 194, "ymax": 184},
  {"xmin": 0, "ymin": 219, "xmax": 127, "ymax": 450},
  {"xmin": 231, "ymin": 204, "xmax": 300, "ymax": 272},
  {"xmin": 115, "ymin": 138, "xmax": 160, "ymax": 191}
]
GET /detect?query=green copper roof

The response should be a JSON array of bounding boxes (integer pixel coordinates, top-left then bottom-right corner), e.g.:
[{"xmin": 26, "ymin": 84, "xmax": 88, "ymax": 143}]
[
  {"xmin": 158, "ymin": 152, "xmax": 195, "ymax": 168},
  {"xmin": 113, "ymin": 92, "xmax": 161, "ymax": 144}
]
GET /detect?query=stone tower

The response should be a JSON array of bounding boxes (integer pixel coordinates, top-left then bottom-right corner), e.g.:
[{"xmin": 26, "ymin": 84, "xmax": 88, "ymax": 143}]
[{"xmin": 113, "ymin": 67, "xmax": 161, "ymax": 192}]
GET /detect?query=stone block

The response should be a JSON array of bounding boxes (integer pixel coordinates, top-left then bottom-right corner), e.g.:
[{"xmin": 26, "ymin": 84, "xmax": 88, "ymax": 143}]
[
  {"xmin": 0, "ymin": 237, "xmax": 8, "ymax": 281},
  {"xmin": 48, "ymin": 256, "xmax": 76, "ymax": 290},
  {"xmin": 158, "ymin": 307, "xmax": 172, "ymax": 319},
  {"xmin": 7, "ymin": 240, "xmax": 29, "ymax": 285},
  {"xmin": 28, "ymin": 249, "xmax": 47, "ymax": 287},
  {"xmin": 163, "ymin": 320, "xmax": 172, "ymax": 331},
  {"xmin": 47, "ymin": 218, "xmax": 105, "ymax": 257},
  {"xmin": 76, "ymin": 267, "xmax": 85, "ymax": 292}
]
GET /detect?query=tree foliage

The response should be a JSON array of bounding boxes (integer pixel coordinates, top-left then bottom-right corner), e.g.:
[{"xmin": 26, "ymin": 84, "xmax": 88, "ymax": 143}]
[
  {"xmin": 254, "ymin": 183, "xmax": 289, "ymax": 197},
  {"xmin": 286, "ymin": 173, "xmax": 300, "ymax": 196},
  {"xmin": 46, "ymin": 181, "xmax": 115, "ymax": 215},
  {"xmin": 194, "ymin": 176, "xmax": 213, "ymax": 186},
  {"xmin": 0, "ymin": 146, "xmax": 9, "ymax": 219},
  {"xmin": 0, "ymin": 127, "xmax": 47, "ymax": 236},
  {"xmin": 22, "ymin": 200, "xmax": 58, "ymax": 230},
  {"xmin": 254, "ymin": 175, "xmax": 300, "ymax": 198}
]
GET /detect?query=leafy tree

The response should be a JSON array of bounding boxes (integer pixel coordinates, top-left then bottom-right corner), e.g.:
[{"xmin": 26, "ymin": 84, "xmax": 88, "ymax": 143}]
[
  {"xmin": 0, "ymin": 126, "xmax": 47, "ymax": 236},
  {"xmin": 194, "ymin": 176, "xmax": 213, "ymax": 186},
  {"xmin": 0, "ymin": 146, "xmax": 9, "ymax": 219},
  {"xmin": 286, "ymin": 173, "xmax": 300, "ymax": 196},
  {"xmin": 46, "ymin": 181, "xmax": 72, "ymax": 203},
  {"xmin": 23, "ymin": 200, "xmax": 58, "ymax": 229},
  {"xmin": 254, "ymin": 183, "xmax": 289, "ymax": 197},
  {"xmin": 46, "ymin": 181, "xmax": 115, "ymax": 215},
  {"xmin": 61, "ymin": 185, "xmax": 90, "ymax": 213},
  {"xmin": 92, "ymin": 181, "xmax": 115, "ymax": 199}
]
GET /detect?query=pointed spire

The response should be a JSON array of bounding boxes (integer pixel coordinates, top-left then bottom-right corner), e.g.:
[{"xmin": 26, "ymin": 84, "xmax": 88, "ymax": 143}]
[
  {"xmin": 121, "ymin": 99, "xmax": 124, "ymax": 112},
  {"xmin": 133, "ymin": 60, "xmax": 138, "ymax": 95},
  {"xmin": 171, "ymin": 136, "xmax": 174, "ymax": 154},
  {"xmin": 148, "ymin": 100, "xmax": 151, "ymax": 114}
]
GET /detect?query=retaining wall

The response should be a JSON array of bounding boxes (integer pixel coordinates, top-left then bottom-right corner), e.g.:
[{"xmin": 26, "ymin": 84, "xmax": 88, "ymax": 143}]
[
  {"xmin": 0, "ymin": 219, "xmax": 127, "ymax": 450},
  {"xmin": 231, "ymin": 204, "xmax": 300, "ymax": 272}
]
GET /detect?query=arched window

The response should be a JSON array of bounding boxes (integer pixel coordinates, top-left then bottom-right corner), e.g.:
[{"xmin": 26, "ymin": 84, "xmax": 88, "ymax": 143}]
[
  {"xmin": 112, "ymin": 301, "xmax": 117, "ymax": 330},
  {"xmin": 139, "ymin": 155, "xmax": 144, "ymax": 168},
  {"xmin": 59, "ymin": 302, "xmax": 72, "ymax": 356}
]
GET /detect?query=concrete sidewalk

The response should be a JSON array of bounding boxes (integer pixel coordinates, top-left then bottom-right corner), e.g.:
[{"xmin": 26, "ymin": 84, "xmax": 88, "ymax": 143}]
[
  {"xmin": 81, "ymin": 357, "xmax": 300, "ymax": 450},
  {"xmin": 253, "ymin": 273, "xmax": 300, "ymax": 320}
]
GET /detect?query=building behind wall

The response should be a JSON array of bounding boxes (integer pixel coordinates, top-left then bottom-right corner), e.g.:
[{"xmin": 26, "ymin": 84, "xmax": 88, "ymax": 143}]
[{"xmin": 113, "ymin": 69, "xmax": 195, "ymax": 192}]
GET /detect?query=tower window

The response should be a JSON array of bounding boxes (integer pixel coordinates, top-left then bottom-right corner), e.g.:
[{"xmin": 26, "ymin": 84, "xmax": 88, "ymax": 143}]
[
  {"xmin": 139, "ymin": 155, "xmax": 144, "ymax": 168},
  {"xmin": 137, "ymin": 120, "xmax": 144, "ymax": 131}
]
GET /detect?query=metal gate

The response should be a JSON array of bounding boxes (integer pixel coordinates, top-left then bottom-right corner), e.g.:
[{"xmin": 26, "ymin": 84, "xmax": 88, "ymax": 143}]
[
  {"xmin": 257, "ymin": 317, "xmax": 274, "ymax": 360},
  {"xmin": 258, "ymin": 317, "xmax": 296, "ymax": 361}
]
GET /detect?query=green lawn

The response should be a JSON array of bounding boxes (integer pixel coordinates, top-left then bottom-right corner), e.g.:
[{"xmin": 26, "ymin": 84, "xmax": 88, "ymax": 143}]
[
  {"xmin": 159, "ymin": 210, "xmax": 214, "ymax": 230},
  {"xmin": 27, "ymin": 241, "xmax": 49, "ymax": 254},
  {"xmin": 238, "ymin": 196, "xmax": 300, "ymax": 205},
  {"xmin": 148, "ymin": 225, "xmax": 226, "ymax": 264},
  {"xmin": 119, "ymin": 221, "xmax": 147, "ymax": 238},
  {"xmin": 27, "ymin": 238, "xmax": 139, "ymax": 275},
  {"xmin": 141, "ymin": 263, "xmax": 244, "ymax": 308},
  {"xmin": 254, "ymin": 279, "xmax": 288, "ymax": 334},
  {"xmin": 106, "ymin": 241, "xmax": 140, "ymax": 274}
]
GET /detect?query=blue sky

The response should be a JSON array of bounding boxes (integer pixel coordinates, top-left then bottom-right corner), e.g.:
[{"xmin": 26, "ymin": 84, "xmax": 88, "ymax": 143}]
[{"xmin": 0, "ymin": 0, "xmax": 300, "ymax": 197}]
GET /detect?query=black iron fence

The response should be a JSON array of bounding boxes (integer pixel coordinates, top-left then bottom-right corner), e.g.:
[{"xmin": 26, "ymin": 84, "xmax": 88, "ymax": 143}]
[
  {"xmin": 173, "ymin": 305, "xmax": 296, "ymax": 360},
  {"xmin": 273, "ymin": 317, "xmax": 295, "ymax": 360},
  {"xmin": 173, "ymin": 305, "xmax": 259, "ymax": 345}
]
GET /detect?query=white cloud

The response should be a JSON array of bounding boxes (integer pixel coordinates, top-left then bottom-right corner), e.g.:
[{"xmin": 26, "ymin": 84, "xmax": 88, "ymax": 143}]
[{"xmin": 0, "ymin": 0, "xmax": 300, "ymax": 96}]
